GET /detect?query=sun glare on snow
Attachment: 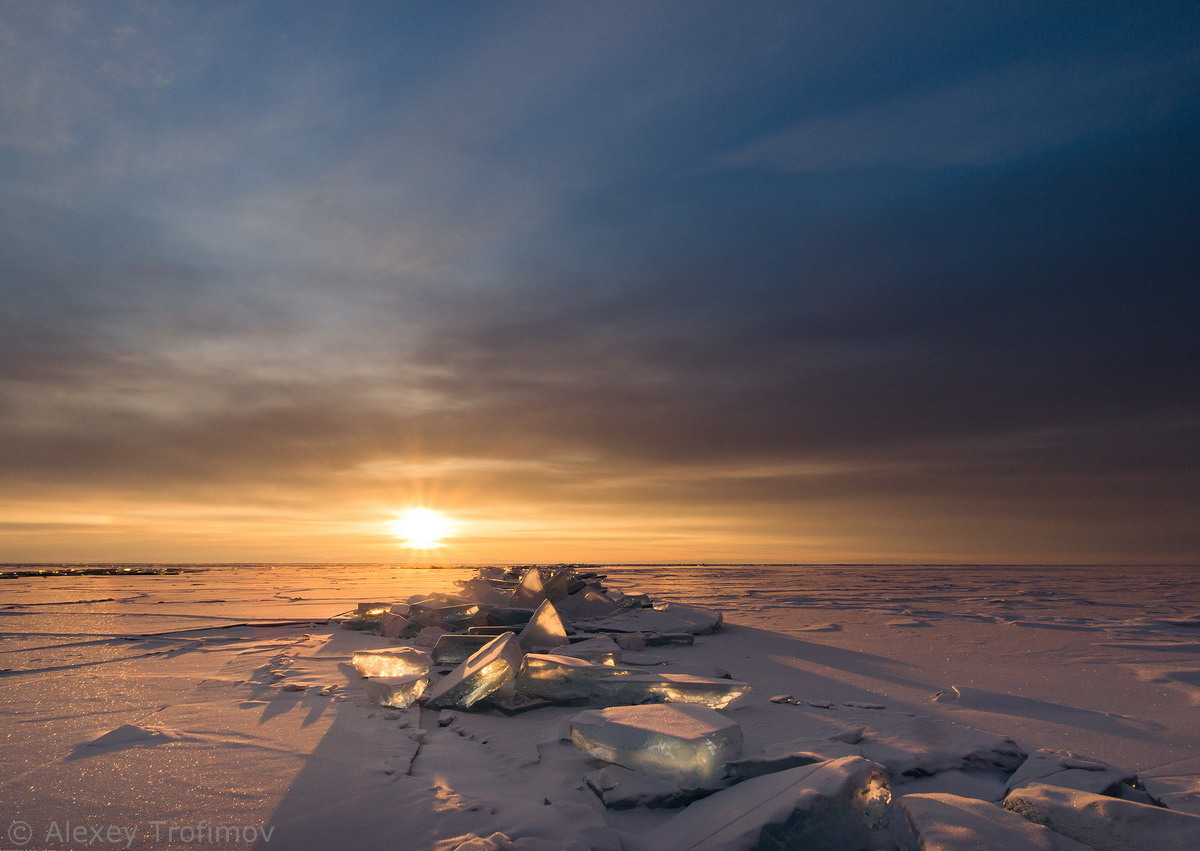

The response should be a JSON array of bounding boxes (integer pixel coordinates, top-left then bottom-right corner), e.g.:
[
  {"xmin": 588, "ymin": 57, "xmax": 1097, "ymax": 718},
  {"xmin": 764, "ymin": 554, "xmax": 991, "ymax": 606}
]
[{"xmin": 389, "ymin": 507, "xmax": 454, "ymax": 549}]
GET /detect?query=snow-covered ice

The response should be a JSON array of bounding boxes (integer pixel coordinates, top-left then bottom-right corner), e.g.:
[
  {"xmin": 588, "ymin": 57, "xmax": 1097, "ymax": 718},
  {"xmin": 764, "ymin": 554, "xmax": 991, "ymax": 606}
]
[
  {"xmin": 1004, "ymin": 781, "xmax": 1200, "ymax": 850},
  {"xmin": 641, "ymin": 755, "xmax": 892, "ymax": 850},
  {"xmin": 3, "ymin": 562, "xmax": 1200, "ymax": 849},
  {"xmin": 897, "ymin": 792, "xmax": 1090, "ymax": 850}
]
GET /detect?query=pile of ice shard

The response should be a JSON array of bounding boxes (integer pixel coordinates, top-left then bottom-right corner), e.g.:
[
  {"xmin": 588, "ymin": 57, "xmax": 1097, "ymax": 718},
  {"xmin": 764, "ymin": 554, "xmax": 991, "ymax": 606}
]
[
  {"xmin": 337, "ymin": 565, "xmax": 740, "ymax": 715},
  {"xmin": 334, "ymin": 565, "xmax": 1200, "ymax": 848}
]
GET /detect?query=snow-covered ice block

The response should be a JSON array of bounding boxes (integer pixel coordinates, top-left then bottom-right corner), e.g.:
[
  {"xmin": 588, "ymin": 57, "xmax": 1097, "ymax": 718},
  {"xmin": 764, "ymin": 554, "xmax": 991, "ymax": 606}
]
[
  {"xmin": 558, "ymin": 587, "xmax": 620, "ymax": 618},
  {"xmin": 1142, "ymin": 764, "xmax": 1200, "ymax": 816},
  {"xmin": 1007, "ymin": 749, "xmax": 1143, "ymax": 798},
  {"xmin": 591, "ymin": 673, "xmax": 751, "ymax": 709},
  {"xmin": 857, "ymin": 716, "xmax": 1026, "ymax": 779},
  {"xmin": 1004, "ymin": 782, "xmax": 1200, "ymax": 851},
  {"xmin": 423, "ymin": 633, "xmax": 524, "ymax": 710},
  {"xmin": 351, "ymin": 647, "xmax": 432, "ymax": 678},
  {"xmin": 570, "ymin": 703, "xmax": 743, "ymax": 787},
  {"xmin": 431, "ymin": 634, "xmax": 497, "ymax": 666},
  {"xmin": 585, "ymin": 765, "xmax": 700, "ymax": 809},
  {"xmin": 557, "ymin": 635, "xmax": 621, "ymax": 665},
  {"xmin": 898, "ymin": 792, "xmax": 1090, "ymax": 850},
  {"xmin": 365, "ymin": 674, "xmax": 429, "ymax": 709},
  {"xmin": 645, "ymin": 755, "xmax": 893, "ymax": 851},
  {"xmin": 518, "ymin": 599, "xmax": 571, "ymax": 651},
  {"xmin": 727, "ymin": 738, "xmax": 864, "ymax": 779}
]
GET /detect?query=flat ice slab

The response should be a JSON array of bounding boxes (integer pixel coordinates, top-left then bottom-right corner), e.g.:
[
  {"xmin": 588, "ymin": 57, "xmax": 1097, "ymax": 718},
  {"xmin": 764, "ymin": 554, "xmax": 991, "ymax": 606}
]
[
  {"xmin": 898, "ymin": 792, "xmax": 1090, "ymax": 850},
  {"xmin": 570, "ymin": 703, "xmax": 743, "ymax": 787},
  {"xmin": 423, "ymin": 632, "xmax": 524, "ymax": 710},
  {"xmin": 591, "ymin": 672, "xmax": 751, "ymax": 709},
  {"xmin": 515, "ymin": 656, "xmax": 751, "ymax": 708},
  {"xmin": 579, "ymin": 602, "xmax": 723, "ymax": 635},
  {"xmin": 365, "ymin": 674, "xmax": 428, "ymax": 709},
  {"xmin": 1004, "ymin": 782, "xmax": 1200, "ymax": 851},
  {"xmin": 351, "ymin": 647, "xmax": 432, "ymax": 679},
  {"xmin": 430, "ymin": 634, "xmax": 496, "ymax": 666},
  {"xmin": 643, "ymin": 755, "xmax": 893, "ymax": 851}
]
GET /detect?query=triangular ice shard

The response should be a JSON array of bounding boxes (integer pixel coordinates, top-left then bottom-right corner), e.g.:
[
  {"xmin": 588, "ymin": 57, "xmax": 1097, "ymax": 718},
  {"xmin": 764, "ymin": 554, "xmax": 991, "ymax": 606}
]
[{"xmin": 518, "ymin": 599, "xmax": 571, "ymax": 650}]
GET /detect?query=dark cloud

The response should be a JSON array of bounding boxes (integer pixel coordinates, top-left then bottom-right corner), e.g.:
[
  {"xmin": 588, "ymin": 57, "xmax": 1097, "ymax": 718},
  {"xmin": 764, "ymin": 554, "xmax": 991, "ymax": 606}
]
[{"xmin": 1, "ymin": 1, "xmax": 1197, "ymax": 561}]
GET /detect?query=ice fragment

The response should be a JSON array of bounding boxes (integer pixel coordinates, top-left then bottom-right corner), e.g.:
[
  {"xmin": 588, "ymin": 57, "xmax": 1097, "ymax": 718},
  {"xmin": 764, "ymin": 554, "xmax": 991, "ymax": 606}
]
[
  {"xmin": 431, "ymin": 634, "xmax": 498, "ymax": 666},
  {"xmin": 1004, "ymin": 782, "xmax": 1200, "ymax": 851},
  {"xmin": 351, "ymin": 647, "xmax": 433, "ymax": 679},
  {"xmin": 590, "ymin": 672, "xmax": 752, "ymax": 709},
  {"xmin": 423, "ymin": 633, "xmax": 524, "ymax": 710},
  {"xmin": 518, "ymin": 599, "xmax": 571, "ymax": 651},
  {"xmin": 365, "ymin": 674, "xmax": 428, "ymax": 709},
  {"xmin": 569, "ymin": 703, "xmax": 743, "ymax": 787}
]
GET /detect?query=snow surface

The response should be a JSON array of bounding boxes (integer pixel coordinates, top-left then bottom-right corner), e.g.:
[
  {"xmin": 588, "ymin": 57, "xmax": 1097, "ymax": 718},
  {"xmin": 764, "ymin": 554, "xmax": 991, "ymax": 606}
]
[{"xmin": 1, "ymin": 562, "xmax": 1199, "ymax": 849}]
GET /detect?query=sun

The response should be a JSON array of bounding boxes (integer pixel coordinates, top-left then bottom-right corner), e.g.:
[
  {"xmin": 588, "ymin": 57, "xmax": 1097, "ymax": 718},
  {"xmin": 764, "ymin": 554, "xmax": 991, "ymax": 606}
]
[{"xmin": 389, "ymin": 507, "xmax": 455, "ymax": 549}]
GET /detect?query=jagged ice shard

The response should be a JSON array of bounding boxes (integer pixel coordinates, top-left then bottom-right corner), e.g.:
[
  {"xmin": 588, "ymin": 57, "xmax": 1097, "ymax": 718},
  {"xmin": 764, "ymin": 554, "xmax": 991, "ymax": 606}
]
[
  {"xmin": 351, "ymin": 647, "xmax": 433, "ymax": 679},
  {"xmin": 423, "ymin": 632, "xmax": 524, "ymax": 710},
  {"xmin": 510, "ymin": 568, "xmax": 547, "ymax": 608},
  {"xmin": 365, "ymin": 674, "xmax": 429, "ymax": 709},
  {"xmin": 570, "ymin": 704, "xmax": 743, "ymax": 787},
  {"xmin": 518, "ymin": 599, "xmax": 571, "ymax": 651}
]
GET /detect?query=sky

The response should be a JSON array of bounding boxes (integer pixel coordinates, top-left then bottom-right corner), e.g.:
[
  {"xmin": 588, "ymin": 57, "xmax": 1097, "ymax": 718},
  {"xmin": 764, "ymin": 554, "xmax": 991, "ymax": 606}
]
[{"xmin": 1, "ymin": 1, "xmax": 1197, "ymax": 564}]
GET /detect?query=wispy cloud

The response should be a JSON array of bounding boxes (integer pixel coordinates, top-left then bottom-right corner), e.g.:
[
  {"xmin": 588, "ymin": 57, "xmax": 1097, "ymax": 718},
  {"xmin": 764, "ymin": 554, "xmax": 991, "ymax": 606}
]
[{"xmin": 719, "ymin": 51, "xmax": 1200, "ymax": 172}]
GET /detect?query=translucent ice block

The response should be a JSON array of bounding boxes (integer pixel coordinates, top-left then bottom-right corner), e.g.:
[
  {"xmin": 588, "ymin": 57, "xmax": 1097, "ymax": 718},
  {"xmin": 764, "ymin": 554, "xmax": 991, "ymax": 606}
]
[
  {"xmin": 431, "ymin": 633, "xmax": 499, "ymax": 666},
  {"xmin": 557, "ymin": 635, "xmax": 621, "ymax": 665},
  {"xmin": 590, "ymin": 673, "xmax": 752, "ymax": 709},
  {"xmin": 514, "ymin": 653, "xmax": 628, "ymax": 701},
  {"xmin": 351, "ymin": 647, "xmax": 433, "ymax": 678},
  {"xmin": 407, "ymin": 599, "xmax": 482, "ymax": 631},
  {"xmin": 518, "ymin": 599, "xmax": 571, "ymax": 650},
  {"xmin": 570, "ymin": 704, "xmax": 743, "ymax": 787},
  {"xmin": 423, "ymin": 632, "xmax": 524, "ymax": 710},
  {"xmin": 365, "ymin": 674, "xmax": 428, "ymax": 709}
]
